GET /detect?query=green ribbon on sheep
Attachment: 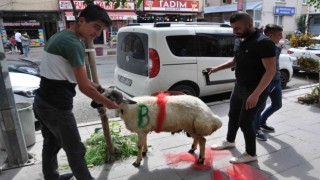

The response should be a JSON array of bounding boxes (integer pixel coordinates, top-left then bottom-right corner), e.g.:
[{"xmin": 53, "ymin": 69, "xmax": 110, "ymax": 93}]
[{"xmin": 138, "ymin": 104, "xmax": 150, "ymax": 128}]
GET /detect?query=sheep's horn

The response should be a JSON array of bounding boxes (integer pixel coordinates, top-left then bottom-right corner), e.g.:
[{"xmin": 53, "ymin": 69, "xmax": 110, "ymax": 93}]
[
  {"xmin": 108, "ymin": 89, "xmax": 124, "ymax": 105},
  {"xmin": 124, "ymin": 99, "xmax": 137, "ymax": 104}
]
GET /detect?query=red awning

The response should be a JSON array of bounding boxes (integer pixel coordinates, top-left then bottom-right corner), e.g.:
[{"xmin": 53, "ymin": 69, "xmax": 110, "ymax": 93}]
[{"xmin": 64, "ymin": 11, "xmax": 137, "ymax": 21}]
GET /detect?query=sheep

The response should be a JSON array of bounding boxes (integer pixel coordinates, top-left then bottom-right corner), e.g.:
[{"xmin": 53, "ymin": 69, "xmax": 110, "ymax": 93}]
[{"xmin": 92, "ymin": 90, "xmax": 223, "ymax": 167}]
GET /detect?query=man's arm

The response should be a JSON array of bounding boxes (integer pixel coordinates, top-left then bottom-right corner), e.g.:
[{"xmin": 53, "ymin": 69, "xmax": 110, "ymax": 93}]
[
  {"xmin": 73, "ymin": 66, "xmax": 118, "ymax": 109},
  {"xmin": 207, "ymin": 57, "xmax": 235, "ymax": 75},
  {"xmin": 246, "ymin": 56, "xmax": 276, "ymax": 110}
]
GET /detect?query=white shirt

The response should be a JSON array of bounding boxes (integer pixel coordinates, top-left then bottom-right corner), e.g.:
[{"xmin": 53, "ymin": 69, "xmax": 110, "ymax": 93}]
[{"xmin": 15, "ymin": 32, "xmax": 22, "ymax": 42}]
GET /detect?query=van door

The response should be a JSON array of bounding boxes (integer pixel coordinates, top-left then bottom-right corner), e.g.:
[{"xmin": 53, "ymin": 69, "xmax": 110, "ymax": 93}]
[{"xmin": 195, "ymin": 30, "xmax": 236, "ymax": 96}]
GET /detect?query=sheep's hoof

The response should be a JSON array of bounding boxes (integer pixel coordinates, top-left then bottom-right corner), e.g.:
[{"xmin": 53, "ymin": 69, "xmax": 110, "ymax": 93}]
[
  {"xmin": 142, "ymin": 151, "xmax": 147, "ymax": 157},
  {"xmin": 188, "ymin": 149, "xmax": 195, "ymax": 154},
  {"xmin": 197, "ymin": 158, "xmax": 205, "ymax": 164},
  {"xmin": 132, "ymin": 162, "xmax": 141, "ymax": 167}
]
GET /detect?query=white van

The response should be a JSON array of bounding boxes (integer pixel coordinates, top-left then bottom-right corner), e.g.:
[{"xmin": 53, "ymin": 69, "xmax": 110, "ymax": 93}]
[{"xmin": 114, "ymin": 23, "xmax": 292, "ymax": 97}]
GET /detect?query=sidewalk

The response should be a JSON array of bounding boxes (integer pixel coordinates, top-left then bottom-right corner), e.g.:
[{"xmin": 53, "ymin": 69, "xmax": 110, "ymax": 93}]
[
  {"xmin": 4, "ymin": 44, "xmax": 116, "ymax": 64},
  {"xmin": 0, "ymin": 86, "xmax": 319, "ymax": 179}
]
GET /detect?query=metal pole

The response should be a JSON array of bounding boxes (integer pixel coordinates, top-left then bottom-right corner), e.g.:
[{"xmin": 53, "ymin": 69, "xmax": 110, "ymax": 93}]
[{"xmin": 0, "ymin": 40, "xmax": 29, "ymax": 168}]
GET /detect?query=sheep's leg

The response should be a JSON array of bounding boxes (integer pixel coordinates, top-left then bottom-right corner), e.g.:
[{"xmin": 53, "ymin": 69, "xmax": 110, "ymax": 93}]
[
  {"xmin": 188, "ymin": 138, "xmax": 198, "ymax": 154},
  {"xmin": 197, "ymin": 136, "xmax": 206, "ymax": 164},
  {"xmin": 133, "ymin": 133, "xmax": 147, "ymax": 167},
  {"xmin": 142, "ymin": 135, "xmax": 148, "ymax": 157}
]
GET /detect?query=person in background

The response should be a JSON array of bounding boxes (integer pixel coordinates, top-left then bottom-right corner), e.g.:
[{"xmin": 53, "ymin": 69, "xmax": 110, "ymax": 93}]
[
  {"xmin": 21, "ymin": 31, "xmax": 30, "ymax": 57},
  {"xmin": 33, "ymin": 5, "xmax": 117, "ymax": 180},
  {"xmin": 14, "ymin": 30, "xmax": 23, "ymax": 55},
  {"xmin": 208, "ymin": 12, "xmax": 276, "ymax": 164},
  {"xmin": 7, "ymin": 35, "xmax": 16, "ymax": 53},
  {"xmin": 254, "ymin": 24, "xmax": 283, "ymax": 141}
]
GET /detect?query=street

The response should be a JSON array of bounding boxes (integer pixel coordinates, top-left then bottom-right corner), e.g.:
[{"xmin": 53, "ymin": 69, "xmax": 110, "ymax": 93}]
[{"xmin": 72, "ymin": 55, "xmax": 319, "ymax": 124}]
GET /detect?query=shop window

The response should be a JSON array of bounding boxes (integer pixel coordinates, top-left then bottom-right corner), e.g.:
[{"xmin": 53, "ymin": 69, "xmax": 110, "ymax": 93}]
[
  {"xmin": 166, "ymin": 36, "xmax": 197, "ymax": 57},
  {"xmin": 314, "ymin": 17, "xmax": 320, "ymax": 25},
  {"xmin": 274, "ymin": 16, "xmax": 283, "ymax": 26},
  {"xmin": 197, "ymin": 34, "xmax": 234, "ymax": 57}
]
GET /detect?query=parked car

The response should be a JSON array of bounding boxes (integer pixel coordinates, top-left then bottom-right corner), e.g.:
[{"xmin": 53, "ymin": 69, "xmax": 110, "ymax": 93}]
[
  {"xmin": 287, "ymin": 39, "xmax": 320, "ymax": 73},
  {"xmin": 278, "ymin": 54, "xmax": 294, "ymax": 89},
  {"xmin": 10, "ymin": 72, "xmax": 40, "ymax": 99},
  {"xmin": 113, "ymin": 23, "xmax": 293, "ymax": 97},
  {"xmin": 7, "ymin": 59, "xmax": 40, "ymax": 77}
]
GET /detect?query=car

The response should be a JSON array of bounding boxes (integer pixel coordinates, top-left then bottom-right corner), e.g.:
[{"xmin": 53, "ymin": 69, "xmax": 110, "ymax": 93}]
[
  {"xmin": 287, "ymin": 39, "xmax": 320, "ymax": 73},
  {"xmin": 10, "ymin": 72, "xmax": 40, "ymax": 99},
  {"xmin": 7, "ymin": 59, "xmax": 40, "ymax": 77},
  {"xmin": 113, "ymin": 22, "xmax": 293, "ymax": 97},
  {"xmin": 114, "ymin": 22, "xmax": 236, "ymax": 97},
  {"xmin": 278, "ymin": 54, "xmax": 294, "ymax": 89}
]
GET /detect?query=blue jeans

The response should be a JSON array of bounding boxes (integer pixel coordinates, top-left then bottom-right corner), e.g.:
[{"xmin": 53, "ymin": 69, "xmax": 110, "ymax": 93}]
[
  {"xmin": 227, "ymin": 84, "xmax": 268, "ymax": 156},
  {"xmin": 23, "ymin": 45, "xmax": 30, "ymax": 57},
  {"xmin": 254, "ymin": 79, "xmax": 282, "ymax": 130},
  {"xmin": 33, "ymin": 95, "xmax": 93, "ymax": 180}
]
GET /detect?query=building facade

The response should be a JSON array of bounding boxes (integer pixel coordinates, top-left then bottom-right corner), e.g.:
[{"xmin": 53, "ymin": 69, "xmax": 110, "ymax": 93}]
[
  {"xmin": 205, "ymin": 0, "xmax": 317, "ymax": 35},
  {"xmin": 0, "ymin": 0, "xmax": 59, "ymax": 47}
]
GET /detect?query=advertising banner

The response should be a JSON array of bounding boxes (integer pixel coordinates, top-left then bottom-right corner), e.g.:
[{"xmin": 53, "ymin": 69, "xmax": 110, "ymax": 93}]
[
  {"xmin": 59, "ymin": 0, "xmax": 135, "ymax": 11},
  {"xmin": 144, "ymin": 0, "xmax": 199, "ymax": 12}
]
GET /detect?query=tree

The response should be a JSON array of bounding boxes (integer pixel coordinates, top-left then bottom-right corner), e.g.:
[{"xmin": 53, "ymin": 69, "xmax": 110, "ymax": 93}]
[{"xmin": 308, "ymin": 0, "xmax": 320, "ymax": 9}]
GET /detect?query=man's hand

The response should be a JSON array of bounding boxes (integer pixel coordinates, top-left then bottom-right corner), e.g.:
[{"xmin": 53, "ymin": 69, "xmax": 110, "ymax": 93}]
[
  {"xmin": 104, "ymin": 100, "xmax": 119, "ymax": 109},
  {"xmin": 245, "ymin": 92, "xmax": 260, "ymax": 110},
  {"xmin": 206, "ymin": 67, "xmax": 219, "ymax": 75}
]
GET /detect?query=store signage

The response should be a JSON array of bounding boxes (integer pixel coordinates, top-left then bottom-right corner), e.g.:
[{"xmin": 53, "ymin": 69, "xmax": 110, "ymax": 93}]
[
  {"xmin": 59, "ymin": 0, "xmax": 135, "ymax": 11},
  {"xmin": 3, "ymin": 21, "xmax": 40, "ymax": 27},
  {"xmin": 144, "ymin": 0, "xmax": 199, "ymax": 12},
  {"xmin": 65, "ymin": 11, "xmax": 137, "ymax": 21},
  {"xmin": 274, "ymin": 6, "xmax": 295, "ymax": 16}
]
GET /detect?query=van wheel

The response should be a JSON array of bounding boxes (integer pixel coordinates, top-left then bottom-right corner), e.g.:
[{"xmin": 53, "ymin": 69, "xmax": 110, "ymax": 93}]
[
  {"xmin": 170, "ymin": 85, "xmax": 197, "ymax": 96},
  {"xmin": 280, "ymin": 70, "xmax": 289, "ymax": 89}
]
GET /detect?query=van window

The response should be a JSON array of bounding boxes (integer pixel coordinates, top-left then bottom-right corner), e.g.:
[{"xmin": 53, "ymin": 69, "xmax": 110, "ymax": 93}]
[
  {"xmin": 117, "ymin": 32, "xmax": 148, "ymax": 76},
  {"xmin": 197, "ymin": 34, "xmax": 235, "ymax": 57},
  {"xmin": 166, "ymin": 36, "xmax": 197, "ymax": 57}
]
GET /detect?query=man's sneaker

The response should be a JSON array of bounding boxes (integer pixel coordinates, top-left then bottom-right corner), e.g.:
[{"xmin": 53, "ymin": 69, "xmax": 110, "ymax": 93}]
[
  {"xmin": 260, "ymin": 124, "xmax": 275, "ymax": 132},
  {"xmin": 256, "ymin": 130, "xmax": 267, "ymax": 141},
  {"xmin": 211, "ymin": 140, "xmax": 235, "ymax": 150},
  {"xmin": 230, "ymin": 152, "xmax": 257, "ymax": 164}
]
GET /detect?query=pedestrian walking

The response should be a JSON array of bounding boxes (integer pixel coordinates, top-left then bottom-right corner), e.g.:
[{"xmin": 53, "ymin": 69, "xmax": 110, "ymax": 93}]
[
  {"xmin": 207, "ymin": 12, "xmax": 276, "ymax": 164},
  {"xmin": 21, "ymin": 31, "xmax": 30, "ymax": 57},
  {"xmin": 14, "ymin": 30, "xmax": 23, "ymax": 55},
  {"xmin": 254, "ymin": 24, "xmax": 284, "ymax": 141},
  {"xmin": 33, "ymin": 5, "xmax": 118, "ymax": 180}
]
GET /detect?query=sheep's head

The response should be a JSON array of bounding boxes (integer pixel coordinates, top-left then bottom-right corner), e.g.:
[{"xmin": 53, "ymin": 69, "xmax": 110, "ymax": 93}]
[{"xmin": 91, "ymin": 88, "xmax": 137, "ymax": 109}]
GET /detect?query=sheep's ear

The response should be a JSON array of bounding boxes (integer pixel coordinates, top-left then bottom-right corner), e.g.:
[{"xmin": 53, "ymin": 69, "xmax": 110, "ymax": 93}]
[{"xmin": 124, "ymin": 99, "xmax": 137, "ymax": 104}]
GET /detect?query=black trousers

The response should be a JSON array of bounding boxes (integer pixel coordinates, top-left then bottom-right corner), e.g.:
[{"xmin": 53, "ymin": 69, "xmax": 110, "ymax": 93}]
[
  {"xmin": 16, "ymin": 41, "xmax": 23, "ymax": 54},
  {"xmin": 226, "ymin": 84, "xmax": 268, "ymax": 156},
  {"xmin": 33, "ymin": 95, "xmax": 93, "ymax": 180}
]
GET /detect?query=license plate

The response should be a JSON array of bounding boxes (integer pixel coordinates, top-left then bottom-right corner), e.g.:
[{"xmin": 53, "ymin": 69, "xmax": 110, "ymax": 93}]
[{"xmin": 118, "ymin": 75, "xmax": 132, "ymax": 86}]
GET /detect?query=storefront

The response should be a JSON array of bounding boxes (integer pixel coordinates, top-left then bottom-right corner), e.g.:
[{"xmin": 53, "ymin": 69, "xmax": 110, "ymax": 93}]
[
  {"xmin": 0, "ymin": 11, "xmax": 59, "ymax": 47},
  {"xmin": 138, "ymin": 0, "xmax": 200, "ymax": 23},
  {"xmin": 59, "ymin": 0, "xmax": 137, "ymax": 44}
]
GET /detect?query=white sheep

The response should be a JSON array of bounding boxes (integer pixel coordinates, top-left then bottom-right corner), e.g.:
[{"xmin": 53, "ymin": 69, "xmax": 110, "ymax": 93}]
[{"xmin": 93, "ymin": 90, "xmax": 223, "ymax": 167}]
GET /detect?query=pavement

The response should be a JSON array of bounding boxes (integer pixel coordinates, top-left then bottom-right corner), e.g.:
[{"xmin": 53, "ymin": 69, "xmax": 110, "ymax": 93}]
[
  {"xmin": 0, "ymin": 84, "xmax": 320, "ymax": 180},
  {"xmin": 4, "ymin": 44, "xmax": 116, "ymax": 64}
]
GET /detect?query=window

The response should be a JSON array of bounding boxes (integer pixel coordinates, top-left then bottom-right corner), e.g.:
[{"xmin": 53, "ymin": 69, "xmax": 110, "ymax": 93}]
[
  {"xmin": 117, "ymin": 32, "xmax": 149, "ymax": 76},
  {"xmin": 197, "ymin": 34, "xmax": 235, "ymax": 57},
  {"xmin": 233, "ymin": 0, "xmax": 238, "ymax": 3},
  {"xmin": 274, "ymin": 16, "xmax": 283, "ymax": 26},
  {"xmin": 314, "ymin": 17, "xmax": 320, "ymax": 25},
  {"xmin": 166, "ymin": 36, "xmax": 197, "ymax": 57},
  {"xmin": 275, "ymin": 0, "xmax": 285, "ymax": 2},
  {"xmin": 302, "ymin": 0, "xmax": 308, "ymax": 4}
]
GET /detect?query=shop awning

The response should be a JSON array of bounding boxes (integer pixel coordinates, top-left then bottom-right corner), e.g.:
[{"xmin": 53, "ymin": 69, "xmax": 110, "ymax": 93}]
[
  {"xmin": 64, "ymin": 11, "xmax": 137, "ymax": 21},
  {"xmin": 205, "ymin": 2, "xmax": 262, "ymax": 14},
  {"xmin": 107, "ymin": 11, "xmax": 137, "ymax": 21}
]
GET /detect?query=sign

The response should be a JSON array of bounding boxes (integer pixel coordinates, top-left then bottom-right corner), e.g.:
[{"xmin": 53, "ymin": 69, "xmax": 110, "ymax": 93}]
[
  {"xmin": 65, "ymin": 11, "xmax": 137, "ymax": 21},
  {"xmin": 144, "ymin": 0, "xmax": 199, "ymax": 12},
  {"xmin": 3, "ymin": 21, "xmax": 40, "ymax": 27},
  {"xmin": 274, "ymin": 6, "xmax": 295, "ymax": 16},
  {"xmin": 59, "ymin": 0, "xmax": 135, "ymax": 11},
  {"xmin": 237, "ymin": 0, "xmax": 245, "ymax": 12}
]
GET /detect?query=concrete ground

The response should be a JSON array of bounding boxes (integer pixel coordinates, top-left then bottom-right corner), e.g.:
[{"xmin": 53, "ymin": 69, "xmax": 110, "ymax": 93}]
[{"xmin": 0, "ymin": 85, "xmax": 320, "ymax": 180}]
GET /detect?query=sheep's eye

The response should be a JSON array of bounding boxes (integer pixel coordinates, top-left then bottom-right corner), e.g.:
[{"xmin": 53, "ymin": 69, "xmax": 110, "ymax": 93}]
[{"xmin": 120, "ymin": 109, "xmax": 124, "ymax": 114}]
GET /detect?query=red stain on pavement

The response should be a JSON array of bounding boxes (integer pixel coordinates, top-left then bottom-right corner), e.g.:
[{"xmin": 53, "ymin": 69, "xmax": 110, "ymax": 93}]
[{"xmin": 225, "ymin": 164, "xmax": 270, "ymax": 180}]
